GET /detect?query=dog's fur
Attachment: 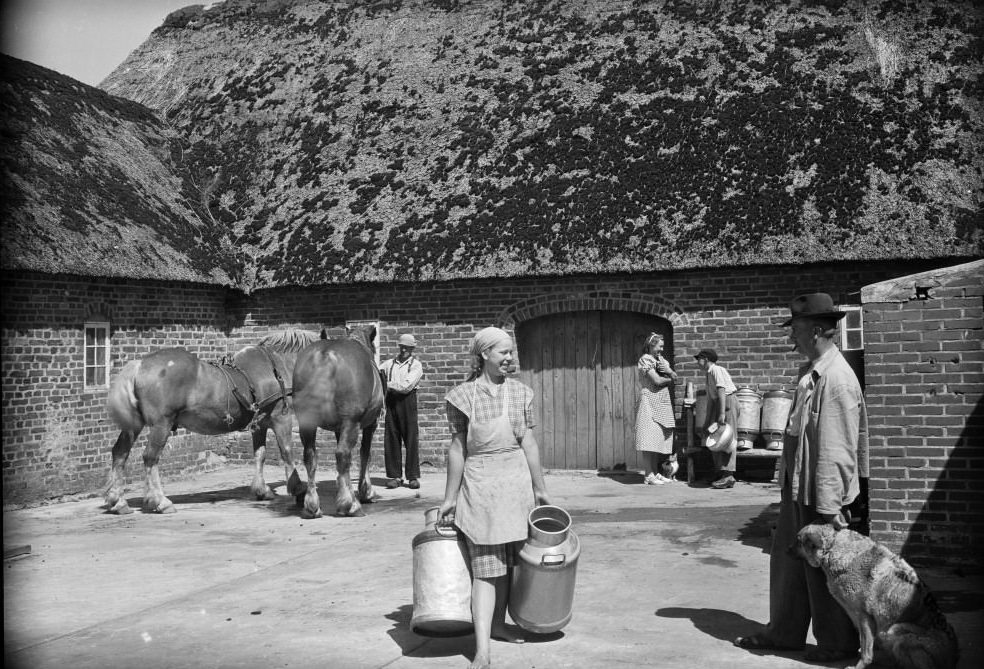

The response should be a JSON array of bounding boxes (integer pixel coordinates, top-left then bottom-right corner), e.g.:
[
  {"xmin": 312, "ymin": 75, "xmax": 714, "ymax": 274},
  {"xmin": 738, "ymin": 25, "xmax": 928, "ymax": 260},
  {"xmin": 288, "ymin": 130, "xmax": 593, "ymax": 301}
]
[
  {"xmin": 660, "ymin": 453, "xmax": 679, "ymax": 481},
  {"xmin": 793, "ymin": 524, "xmax": 959, "ymax": 669}
]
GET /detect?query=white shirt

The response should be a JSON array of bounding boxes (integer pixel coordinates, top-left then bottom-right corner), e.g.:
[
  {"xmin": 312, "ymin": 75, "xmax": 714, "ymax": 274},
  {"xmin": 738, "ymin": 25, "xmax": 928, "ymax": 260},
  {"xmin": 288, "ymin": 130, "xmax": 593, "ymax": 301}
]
[{"xmin": 379, "ymin": 356, "xmax": 423, "ymax": 394}]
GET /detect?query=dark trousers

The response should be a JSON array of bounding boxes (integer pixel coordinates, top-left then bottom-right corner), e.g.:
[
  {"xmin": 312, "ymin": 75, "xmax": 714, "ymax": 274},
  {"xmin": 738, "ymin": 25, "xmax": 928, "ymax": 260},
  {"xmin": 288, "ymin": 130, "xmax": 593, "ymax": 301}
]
[
  {"xmin": 384, "ymin": 390, "xmax": 419, "ymax": 480},
  {"xmin": 763, "ymin": 487, "xmax": 859, "ymax": 652}
]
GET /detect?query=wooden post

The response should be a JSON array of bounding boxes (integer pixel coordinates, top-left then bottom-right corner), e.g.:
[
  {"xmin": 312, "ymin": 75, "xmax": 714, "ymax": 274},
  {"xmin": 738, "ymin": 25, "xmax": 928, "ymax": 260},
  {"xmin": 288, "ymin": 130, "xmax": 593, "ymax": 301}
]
[{"xmin": 683, "ymin": 382, "xmax": 696, "ymax": 485}]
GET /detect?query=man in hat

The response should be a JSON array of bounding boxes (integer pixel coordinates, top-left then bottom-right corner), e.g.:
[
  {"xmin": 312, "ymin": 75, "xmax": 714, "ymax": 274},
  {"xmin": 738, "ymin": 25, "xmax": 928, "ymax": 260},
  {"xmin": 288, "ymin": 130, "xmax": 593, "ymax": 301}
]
[
  {"xmin": 379, "ymin": 333, "xmax": 424, "ymax": 489},
  {"xmin": 734, "ymin": 293, "xmax": 869, "ymax": 663},
  {"xmin": 694, "ymin": 348, "xmax": 739, "ymax": 489}
]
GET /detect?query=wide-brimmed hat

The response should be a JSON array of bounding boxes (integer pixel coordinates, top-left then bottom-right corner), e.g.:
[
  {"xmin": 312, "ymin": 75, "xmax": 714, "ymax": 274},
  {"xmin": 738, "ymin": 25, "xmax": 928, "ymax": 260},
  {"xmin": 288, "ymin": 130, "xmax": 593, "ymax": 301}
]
[
  {"xmin": 694, "ymin": 348, "xmax": 718, "ymax": 363},
  {"xmin": 397, "ymin": 333, "xmax": 417, "ymax": 347},
  {"xmin": 781, "ymin": 293, "xmax": 847, "ymax": 327}
]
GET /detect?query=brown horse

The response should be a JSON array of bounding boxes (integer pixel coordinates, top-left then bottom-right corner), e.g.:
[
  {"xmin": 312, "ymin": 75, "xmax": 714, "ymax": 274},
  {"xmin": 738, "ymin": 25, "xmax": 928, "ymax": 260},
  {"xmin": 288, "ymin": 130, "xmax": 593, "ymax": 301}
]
[
  {"xmin": 104, "ymin": 330, "xmax": 319, "ymax": 514},
  {"xmin": 291, "ymin": 324, "xmax": 386, "ymax": 518}
]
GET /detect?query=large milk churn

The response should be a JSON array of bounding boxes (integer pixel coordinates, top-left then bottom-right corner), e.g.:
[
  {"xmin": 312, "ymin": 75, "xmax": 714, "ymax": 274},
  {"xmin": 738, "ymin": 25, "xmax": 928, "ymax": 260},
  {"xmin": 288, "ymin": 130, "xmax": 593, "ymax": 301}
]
[
  {"xmin": 734, "ymin": 386, "xmax": 763, "ymax": 450},
  {"xmin": 509, "ymin": 505, "xmax": 580, "ymax": 634},
  {"xmin": 411, "ymin": 507, "xmax": 473, "ymax": 635},
  {"xmin": 761, "ymin": 389, "xmax": 793, "ymax": 451}
]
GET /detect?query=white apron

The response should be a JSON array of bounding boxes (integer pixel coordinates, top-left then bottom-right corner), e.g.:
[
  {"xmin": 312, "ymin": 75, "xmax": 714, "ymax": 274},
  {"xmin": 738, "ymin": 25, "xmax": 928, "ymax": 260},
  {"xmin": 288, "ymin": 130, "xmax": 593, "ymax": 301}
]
[{"xmin": 454, "ymin": 381, "xmax": 534, "ymax": 545}]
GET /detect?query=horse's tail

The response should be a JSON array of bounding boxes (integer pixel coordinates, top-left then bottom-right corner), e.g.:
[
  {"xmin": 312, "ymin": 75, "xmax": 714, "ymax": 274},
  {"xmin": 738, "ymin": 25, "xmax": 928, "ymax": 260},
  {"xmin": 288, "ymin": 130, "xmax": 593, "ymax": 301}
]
[{"xmin": 107, "ymin": 360, "xmax": 144, "ymax": 431}]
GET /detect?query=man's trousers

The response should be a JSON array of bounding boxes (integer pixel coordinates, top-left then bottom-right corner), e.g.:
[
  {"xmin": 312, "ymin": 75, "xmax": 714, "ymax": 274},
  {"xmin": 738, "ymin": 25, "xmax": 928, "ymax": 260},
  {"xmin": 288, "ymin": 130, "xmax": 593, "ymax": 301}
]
[{"xmin": 384, "ymin": 390, "xmax": 419, "ymax": 481}]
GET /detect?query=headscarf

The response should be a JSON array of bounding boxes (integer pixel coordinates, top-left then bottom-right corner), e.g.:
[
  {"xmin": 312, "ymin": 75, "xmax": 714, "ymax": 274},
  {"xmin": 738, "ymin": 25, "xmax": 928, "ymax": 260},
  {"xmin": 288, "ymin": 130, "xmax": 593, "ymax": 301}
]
[{"xmin": 467, "ymin": 326, "xmax": 512, "ymax": 379}]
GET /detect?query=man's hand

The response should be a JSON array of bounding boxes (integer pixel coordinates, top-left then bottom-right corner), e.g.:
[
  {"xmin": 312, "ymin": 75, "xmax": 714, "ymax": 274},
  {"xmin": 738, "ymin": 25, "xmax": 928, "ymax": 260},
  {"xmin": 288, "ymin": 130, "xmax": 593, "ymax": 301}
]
[{"xmin": 822, "ymin": 512, "xmax": 849, "ymax": 531}]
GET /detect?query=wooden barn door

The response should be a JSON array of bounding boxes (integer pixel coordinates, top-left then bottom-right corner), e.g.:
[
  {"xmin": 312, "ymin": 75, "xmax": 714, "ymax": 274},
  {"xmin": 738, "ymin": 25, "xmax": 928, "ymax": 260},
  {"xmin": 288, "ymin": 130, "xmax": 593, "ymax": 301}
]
[{"xmin": 516, "ymin": 311, "xmax": 673, "ymax": 470}]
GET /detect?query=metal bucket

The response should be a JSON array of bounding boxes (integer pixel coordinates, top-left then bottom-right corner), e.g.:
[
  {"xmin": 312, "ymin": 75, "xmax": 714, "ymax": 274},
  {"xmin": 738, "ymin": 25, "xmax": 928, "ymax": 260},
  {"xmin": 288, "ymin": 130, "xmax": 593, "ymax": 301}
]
[
  {"xmin": 704, "ymin": 420, "xmax": 735, "ymax": 453},
  {"xmin": 761, "ymin": 389, "xmax": 793, "ymax": 451},
  {"xmin": 735, "ymin": 386, "xmax": 762, "ymax": 450},
  {"xmin": 509, "ymin": 505, "xmax": 580, "ymax": 634},
  {"xmin": 410, "ymin": 507, "xmax": 472, "ymax": 636}
]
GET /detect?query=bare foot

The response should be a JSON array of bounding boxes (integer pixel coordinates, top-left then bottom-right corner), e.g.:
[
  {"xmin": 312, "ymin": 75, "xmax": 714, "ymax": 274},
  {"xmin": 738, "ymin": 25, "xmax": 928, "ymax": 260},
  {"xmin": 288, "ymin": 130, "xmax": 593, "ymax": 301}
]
[
  {"xmin": 467, "ymin": 654, "xmax": 491, "ymax": 669},
  {"xmin": 491, "ymin": 625, "xmax": 525, "ymax": 644}
]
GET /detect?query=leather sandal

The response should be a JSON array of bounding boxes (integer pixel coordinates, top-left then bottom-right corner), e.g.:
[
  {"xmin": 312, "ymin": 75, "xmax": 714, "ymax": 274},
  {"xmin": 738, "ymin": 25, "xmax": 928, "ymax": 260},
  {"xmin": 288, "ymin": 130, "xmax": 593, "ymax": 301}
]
[{"xmin": 733, "ymin": 635, "xmax": 802, "ymax": 651}]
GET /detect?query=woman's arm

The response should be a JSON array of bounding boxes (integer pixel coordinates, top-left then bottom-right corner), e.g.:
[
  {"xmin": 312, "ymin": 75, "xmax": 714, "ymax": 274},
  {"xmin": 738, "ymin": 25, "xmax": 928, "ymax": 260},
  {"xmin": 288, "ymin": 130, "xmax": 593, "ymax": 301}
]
[
  {"xmin": 520, "ymin": 429, "xmax": 551, "ymax": 506},
  {"xmin": 646, "ymin": 367, "xmax": 674, "ymax": 388},
  {"xmin": 439, "ymin": 431, "xmax": 466, "ymax": 520},
  {"xmin": 657, "ymin": 355, "xmax": 678, "ymax": 382}
]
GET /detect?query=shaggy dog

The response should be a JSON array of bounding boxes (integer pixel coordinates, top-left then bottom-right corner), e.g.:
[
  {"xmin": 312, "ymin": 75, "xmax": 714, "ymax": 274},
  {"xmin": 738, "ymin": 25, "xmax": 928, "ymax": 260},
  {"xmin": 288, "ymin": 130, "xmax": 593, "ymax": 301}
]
[{"xmin": 793, "ymin": 524, "xmax": 959, "ymax": 669}]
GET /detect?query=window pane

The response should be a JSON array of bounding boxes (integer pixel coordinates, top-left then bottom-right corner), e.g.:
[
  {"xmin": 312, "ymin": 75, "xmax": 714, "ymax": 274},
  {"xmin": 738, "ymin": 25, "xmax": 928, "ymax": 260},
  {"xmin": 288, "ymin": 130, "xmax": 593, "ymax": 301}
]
[
  {"xmin": 847, "ymin": 330, "xmax": 863, "ymax": 350},
  {"xmin": 846, "ymin": 310, "xmax": 862, "ymax": 329},
  {"xmin": 84, "ymin": 322, "xmax": 110, "ymax": 389}
]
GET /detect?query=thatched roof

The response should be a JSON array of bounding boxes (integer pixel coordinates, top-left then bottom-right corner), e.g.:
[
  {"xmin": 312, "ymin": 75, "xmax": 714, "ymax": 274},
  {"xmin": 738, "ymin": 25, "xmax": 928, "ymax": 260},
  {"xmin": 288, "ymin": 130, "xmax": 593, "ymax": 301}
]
[
  {"xmin": 5, "ymin": 1, "xmax": 982, "ymax": 291},
  {"xmin": 0, "ymin": 55, "xmax": 235, "ymax": 285},
  {"xmin": 96, "ymin": 0, "xmax": 983, "ymax": 290}
]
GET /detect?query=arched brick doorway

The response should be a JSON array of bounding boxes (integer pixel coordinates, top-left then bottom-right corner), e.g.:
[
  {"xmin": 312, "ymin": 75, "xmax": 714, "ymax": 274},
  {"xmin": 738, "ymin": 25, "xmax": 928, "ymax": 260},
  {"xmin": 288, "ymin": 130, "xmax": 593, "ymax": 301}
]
[{"xmin": 516, "ymin": 310, "xmax": 674, "ymax": 470}]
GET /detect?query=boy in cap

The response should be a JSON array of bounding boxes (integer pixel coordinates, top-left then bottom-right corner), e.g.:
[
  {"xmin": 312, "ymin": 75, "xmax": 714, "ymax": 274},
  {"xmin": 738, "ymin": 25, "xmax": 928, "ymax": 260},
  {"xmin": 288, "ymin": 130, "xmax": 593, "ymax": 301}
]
[
  {"xmin": 694, "ymin": 348, "xmax": 739, "ymax": 488},
  {"xmin": 379, "ymin": 333, "xmax": 424, "ymax": 489},
  {"xmin": 734, "ymin": 293, "xmax": 869, "ymax": 663}
]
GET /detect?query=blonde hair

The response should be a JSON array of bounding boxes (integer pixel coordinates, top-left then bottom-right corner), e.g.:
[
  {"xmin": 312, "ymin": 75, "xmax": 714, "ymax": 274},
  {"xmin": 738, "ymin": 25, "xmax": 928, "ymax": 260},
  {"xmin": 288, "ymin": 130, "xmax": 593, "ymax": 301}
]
[{"xmin": 642, "ymin": 332, "xmax": 663, "ymax": 354}]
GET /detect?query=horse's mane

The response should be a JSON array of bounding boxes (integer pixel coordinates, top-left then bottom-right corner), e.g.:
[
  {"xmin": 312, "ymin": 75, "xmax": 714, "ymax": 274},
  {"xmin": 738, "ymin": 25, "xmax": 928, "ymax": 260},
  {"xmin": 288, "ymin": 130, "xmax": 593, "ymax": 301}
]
[{"xmin": 258, "ymin": 329, "xmax": 320, "ymax": 353}]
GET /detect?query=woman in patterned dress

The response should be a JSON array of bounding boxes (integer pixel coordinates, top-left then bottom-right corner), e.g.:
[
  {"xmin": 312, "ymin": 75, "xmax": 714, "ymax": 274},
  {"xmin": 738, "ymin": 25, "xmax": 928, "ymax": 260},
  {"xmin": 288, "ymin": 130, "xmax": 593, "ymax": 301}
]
[
  {"xmin": 635, "ymin": 332, "xmax": 678, "ymax": 485},
  {"xmin": 438, "ymin": 326, "xmax": 551, "ymax": 669}
]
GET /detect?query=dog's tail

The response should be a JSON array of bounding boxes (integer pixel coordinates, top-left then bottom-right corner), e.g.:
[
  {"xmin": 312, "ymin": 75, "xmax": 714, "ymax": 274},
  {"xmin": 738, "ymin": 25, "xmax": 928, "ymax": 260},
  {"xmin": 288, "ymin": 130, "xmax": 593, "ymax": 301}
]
[{"xmin": 880, "ymin": 616, "xmax": 959, "ymax": 669}]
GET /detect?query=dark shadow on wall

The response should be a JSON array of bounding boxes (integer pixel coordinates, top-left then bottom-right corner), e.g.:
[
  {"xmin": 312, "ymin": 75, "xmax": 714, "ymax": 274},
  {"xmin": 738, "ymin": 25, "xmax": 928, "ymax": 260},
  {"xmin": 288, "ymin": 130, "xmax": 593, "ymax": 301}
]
[{"xmin": 902, "ymin": 394, "xmax": 984, "ymax": 570}]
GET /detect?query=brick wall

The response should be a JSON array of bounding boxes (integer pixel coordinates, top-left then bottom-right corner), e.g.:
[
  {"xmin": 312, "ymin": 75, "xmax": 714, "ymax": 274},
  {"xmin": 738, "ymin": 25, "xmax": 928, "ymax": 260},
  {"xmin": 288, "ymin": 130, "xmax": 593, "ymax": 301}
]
[
  {"xmin": 861, "ymin": 260, "xmax": 983, "ymax": 568},
  {"xmin": 0, "ymin": 258, "xmax": 961, "ymax": 505},
  {"xmin": 226, "ymin": 260, "xmax": 953, "ymax": 471},
  {"xmin": 1, "ymin": 272, "xmax": 235, "ymax": 503}
]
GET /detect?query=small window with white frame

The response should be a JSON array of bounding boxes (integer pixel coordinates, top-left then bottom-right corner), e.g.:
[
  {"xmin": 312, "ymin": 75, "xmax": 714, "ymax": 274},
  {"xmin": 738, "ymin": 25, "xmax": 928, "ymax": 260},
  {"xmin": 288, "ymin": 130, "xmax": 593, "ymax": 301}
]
[
  {"xmin": 84, "ymin": 321, "xmax": 111, "ymax": 389},
  {"xmin": 839, "ymin": 305, "xmax": 863, "ymax": 351}
]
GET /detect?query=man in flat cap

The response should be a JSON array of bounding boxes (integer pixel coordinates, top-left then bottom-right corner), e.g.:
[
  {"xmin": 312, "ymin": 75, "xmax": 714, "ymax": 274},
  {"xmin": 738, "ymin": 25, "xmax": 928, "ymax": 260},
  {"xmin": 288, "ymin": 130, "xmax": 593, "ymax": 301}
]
[
  {"xmin": 735, "ymin": 293, "xmax": 869, "ymax": 663},
  {"xmin": 694, "ymin": 348, "xmax": 739, "ymax": 489},
  {"xmin": 379, "ymin": 333, "xmax": 424, "ymax": 489}
]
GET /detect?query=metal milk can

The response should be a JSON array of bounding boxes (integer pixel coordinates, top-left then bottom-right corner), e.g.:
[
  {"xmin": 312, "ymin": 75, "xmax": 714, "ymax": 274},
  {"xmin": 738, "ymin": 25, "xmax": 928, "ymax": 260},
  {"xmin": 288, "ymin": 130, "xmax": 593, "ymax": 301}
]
[
  {"xmin": 410, "ymin": 507, "xmax": 472, "ymax": 635},
  {"xmin": 761, "ymin": 389, "xmax": 793, "ymax": 451},
  {"xmin": 508, "ymin": 505, "xmax": 580, "ymax": 634}
]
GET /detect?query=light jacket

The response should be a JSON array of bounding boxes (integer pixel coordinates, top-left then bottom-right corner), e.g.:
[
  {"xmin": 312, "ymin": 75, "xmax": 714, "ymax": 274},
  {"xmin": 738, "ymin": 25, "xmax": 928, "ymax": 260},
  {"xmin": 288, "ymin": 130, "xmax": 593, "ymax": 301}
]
[{"xmin": 781, "ymin": 347, "xmax": 870, "ymax": 515}]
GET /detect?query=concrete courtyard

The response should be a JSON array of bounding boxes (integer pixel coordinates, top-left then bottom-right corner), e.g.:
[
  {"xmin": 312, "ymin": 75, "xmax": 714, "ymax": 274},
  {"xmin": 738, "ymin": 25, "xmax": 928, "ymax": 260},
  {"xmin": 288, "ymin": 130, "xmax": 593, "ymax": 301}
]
[{"xmin": 3, "ymin": 464, "xmax": 981, "ymax": 669}]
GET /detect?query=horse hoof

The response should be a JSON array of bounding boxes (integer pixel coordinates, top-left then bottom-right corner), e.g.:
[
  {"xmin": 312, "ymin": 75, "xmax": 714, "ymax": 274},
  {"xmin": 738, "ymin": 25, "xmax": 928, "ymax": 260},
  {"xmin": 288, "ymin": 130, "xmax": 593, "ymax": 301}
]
[
  {"xmin": 107, "ymin": 500, "xmax": 132, "ymax": 515},
  {"xmin": 337, "ymin": 502, "xmax": 364, "ymax": 517},
  {"xmin": 254, "ymin": 487, "xmax": 277, "ymax": 501},
  {"xmin": 301, "ymin": 507, "xmax": 322, "ymax": 520},
  {"xmin": 144, "ymin": 499, "xmax": 176, "ymax": 514}
]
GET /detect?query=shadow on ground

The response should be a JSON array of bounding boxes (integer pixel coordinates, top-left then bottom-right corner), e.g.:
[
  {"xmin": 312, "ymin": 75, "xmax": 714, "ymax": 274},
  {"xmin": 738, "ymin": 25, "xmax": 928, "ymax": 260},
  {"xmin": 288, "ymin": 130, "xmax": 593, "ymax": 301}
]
[
  {"xmin": 385, "ymin": 604, "xmax": 472, "ymax": 661},
  {"xmin": 116, "ymin": 475, "xmax": 400, "ymax": 518}
]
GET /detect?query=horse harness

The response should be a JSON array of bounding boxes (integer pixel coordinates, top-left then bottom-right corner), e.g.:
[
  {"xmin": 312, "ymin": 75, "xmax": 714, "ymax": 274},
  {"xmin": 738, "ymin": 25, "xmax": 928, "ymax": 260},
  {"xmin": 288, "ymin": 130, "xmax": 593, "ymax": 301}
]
[{"xmin": 209, "ymin": 347, "xmax": 291, "ymax": 429}]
